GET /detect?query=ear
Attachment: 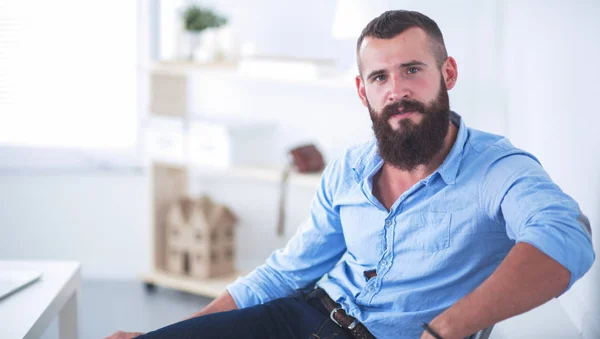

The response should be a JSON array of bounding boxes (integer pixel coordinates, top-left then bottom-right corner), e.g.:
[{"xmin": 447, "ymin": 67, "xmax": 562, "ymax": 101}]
[
  {"xmin": 356, "ymin": 75, "xmax": 369, "ymax": 107},
  {"xmin": 442, "ymin": 56, "xmax": 458, "ymax": 90}
]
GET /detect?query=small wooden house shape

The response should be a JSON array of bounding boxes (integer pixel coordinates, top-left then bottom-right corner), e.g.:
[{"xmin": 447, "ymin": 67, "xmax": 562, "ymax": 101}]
[{"xmin": 165, "ymin": 195, "xmax": 237, "ymax": 279}]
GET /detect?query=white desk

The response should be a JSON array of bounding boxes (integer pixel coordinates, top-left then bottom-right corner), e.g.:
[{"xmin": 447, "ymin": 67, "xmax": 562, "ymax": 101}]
[{"xmin": 0, "ymin": 261, "xmax": 81, "ymax": 339}]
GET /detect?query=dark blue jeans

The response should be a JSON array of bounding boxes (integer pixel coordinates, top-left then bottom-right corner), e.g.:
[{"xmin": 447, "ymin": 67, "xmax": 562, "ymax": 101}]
[{"xmin": 138, "ymin": 288, "xmax": 355, "ymax": 339}]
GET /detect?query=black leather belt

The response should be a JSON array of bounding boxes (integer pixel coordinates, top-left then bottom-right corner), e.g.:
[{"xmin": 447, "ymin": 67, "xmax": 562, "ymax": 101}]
[{"xmin": 315, "ymin": 289, "xmax": 376, "ymax": 339}]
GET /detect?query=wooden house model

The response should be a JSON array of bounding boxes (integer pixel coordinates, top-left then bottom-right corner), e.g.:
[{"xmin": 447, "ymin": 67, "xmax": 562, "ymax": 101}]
[{"xmin": 165, "ymin": 195, "xmax": 237, "ymax": 279}]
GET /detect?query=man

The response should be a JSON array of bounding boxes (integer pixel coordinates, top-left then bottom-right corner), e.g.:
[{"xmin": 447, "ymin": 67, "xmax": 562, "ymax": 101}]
[{"xmin": 108, "ymin": 10, "xmax": 595, "ymax": 339}]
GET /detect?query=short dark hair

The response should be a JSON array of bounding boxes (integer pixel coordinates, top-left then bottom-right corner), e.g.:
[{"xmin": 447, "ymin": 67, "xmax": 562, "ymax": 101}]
[{"xmin": 356, "ymin": 10, "xmax": 448, "ymax": 73}]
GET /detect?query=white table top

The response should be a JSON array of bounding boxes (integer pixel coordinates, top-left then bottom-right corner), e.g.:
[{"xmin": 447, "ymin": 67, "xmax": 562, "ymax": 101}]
[{"xmin": 0, "ymin": 261, "xmax": 81, "ymax": 339}]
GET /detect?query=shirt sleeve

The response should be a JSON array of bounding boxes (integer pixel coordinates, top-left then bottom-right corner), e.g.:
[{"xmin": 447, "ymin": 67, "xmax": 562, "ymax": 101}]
[
  {"xmin": 226, "ymin": 159, "xmax": 348, "ymax": 309},
  {"xmin": 480, "ymin": 148, "xmax": 595, "ymax": 291}
]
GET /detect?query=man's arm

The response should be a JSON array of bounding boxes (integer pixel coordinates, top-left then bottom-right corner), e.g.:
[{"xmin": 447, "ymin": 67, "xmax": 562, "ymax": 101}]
[
  {"xmin": 224, "ymin": 158, "xmax": 347, "ymax": 309},
  {"xmin": 420, "ymin": 150, "xmax": 594, "ymax": 339},
  {"xmin": 421, "ymin": 242, "xmax": 570, "ymax": 339},
  {"xmin": 189, "ymin": 157, "xmax": 347, "ymax": 318}
]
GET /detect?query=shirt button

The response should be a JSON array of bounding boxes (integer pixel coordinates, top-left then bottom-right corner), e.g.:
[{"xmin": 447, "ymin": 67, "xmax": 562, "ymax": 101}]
[
  {"xmin": 380, "ymin": 259, "xmax": 387, "ymax": 266},
  {"xmin": 385, "ymin": 220, "xmax": 392, "ymax": 227},
  {"xmin": 368, "ymin": 285, "xmax": 375, "ymax": 292}
]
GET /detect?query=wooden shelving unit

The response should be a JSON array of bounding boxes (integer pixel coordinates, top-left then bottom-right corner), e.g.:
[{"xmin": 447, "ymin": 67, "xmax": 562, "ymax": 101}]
[
  {"xmin": 142, "ymin": 61, "xmax": 352, "ymax": 89},
  {"xmin": 142, "ymin": 62, "xmax": 322, "ymax": 298},
  {"xmin": 191, "ymin": 165, "xmax": 321, "ymax": 188},
  {"xmin": 141, "ymin": 270, "xmax": 243, "ymax": 298}
]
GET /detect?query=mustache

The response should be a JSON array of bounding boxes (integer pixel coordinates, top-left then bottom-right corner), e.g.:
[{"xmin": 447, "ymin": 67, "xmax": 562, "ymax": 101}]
[{"xmin": 381, "ymin": 100, "xmax": 426, "ymax": 121}]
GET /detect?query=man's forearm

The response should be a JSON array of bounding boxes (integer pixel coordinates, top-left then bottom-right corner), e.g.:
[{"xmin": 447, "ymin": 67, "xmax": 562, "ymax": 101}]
[
  {"xmin": 185, "ymin": 291, "xmax": 239, "ymax": 320},
  {"xmin": 423, "ymin": 242, "xmax": 571, "ymax": 339}
]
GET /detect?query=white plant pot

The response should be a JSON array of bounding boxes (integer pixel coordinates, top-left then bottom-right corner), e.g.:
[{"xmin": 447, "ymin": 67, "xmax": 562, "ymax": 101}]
[{"xmin": 192, "ymin": 28, "xmax": 219, "ymax": 63}]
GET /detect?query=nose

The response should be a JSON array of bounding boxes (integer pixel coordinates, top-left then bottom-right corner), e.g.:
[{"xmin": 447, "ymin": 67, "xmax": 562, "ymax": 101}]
[{"xmin": 387, "ymin": 74, "xmax": 410, "ymax": 103}]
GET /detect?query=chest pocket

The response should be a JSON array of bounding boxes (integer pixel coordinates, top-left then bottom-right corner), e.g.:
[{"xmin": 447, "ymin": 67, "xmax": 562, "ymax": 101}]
[{"xmin": 402, "ymin": 212, "xmax": 452, "ymax": 253}]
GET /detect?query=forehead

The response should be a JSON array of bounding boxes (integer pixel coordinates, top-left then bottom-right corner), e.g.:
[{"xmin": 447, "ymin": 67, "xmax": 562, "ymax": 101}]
[{"xmin": 359, "ymin": 27, "xmax": 435, "ymax": 72}]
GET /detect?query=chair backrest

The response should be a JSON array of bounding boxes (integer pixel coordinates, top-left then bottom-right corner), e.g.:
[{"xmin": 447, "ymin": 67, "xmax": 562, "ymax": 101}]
[{"xmin": 467, "ymin": 325, "xmax": 494, "ymax": 339}]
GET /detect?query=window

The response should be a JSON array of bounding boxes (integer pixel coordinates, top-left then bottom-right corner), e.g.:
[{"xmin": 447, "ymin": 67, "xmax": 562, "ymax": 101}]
[{"xmin": 0, "ymin": 0, "xmax": 139, "ymax": 170}]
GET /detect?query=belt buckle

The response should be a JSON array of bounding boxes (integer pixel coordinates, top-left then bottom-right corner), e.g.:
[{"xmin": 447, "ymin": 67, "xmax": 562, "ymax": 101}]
[
  {"xmin": 329, "ymin": 307, "xmax": 360, "ymax": 330},
  {"xmin": 329, "ymin": 307, "xmax": 343, "ymax": 327}
]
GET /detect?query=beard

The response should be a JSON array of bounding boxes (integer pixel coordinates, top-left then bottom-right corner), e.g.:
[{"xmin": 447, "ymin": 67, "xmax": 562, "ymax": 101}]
[{"xmin": 369, "ymin": 77, "xmax": 451, "ymax": 171}]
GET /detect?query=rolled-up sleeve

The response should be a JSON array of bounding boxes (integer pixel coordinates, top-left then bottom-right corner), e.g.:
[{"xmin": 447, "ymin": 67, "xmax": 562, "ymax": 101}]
[
  {"xmin": 480, "ymin": 149, "xmax": 595, "ymax": 290},
  {"xmin": 226, "ymin": 160, "xmax": 347, "ymax": 309}
]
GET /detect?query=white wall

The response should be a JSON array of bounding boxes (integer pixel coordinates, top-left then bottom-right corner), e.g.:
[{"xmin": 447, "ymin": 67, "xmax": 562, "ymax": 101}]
[
  {"xmin": 182, "ymin": 0, "xmax": 506, "ymax": 159},
  {"xmin": 503, "ymin": 1, "xmax": 600, "ymax": 337},
  {"xmin": 0, "ymin": 173, "xmax": 151, "ymax": 279}
]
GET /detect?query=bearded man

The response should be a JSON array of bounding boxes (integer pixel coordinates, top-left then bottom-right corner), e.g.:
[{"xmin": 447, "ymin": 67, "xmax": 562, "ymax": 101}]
[{"xmin": 108, "ymin": 10, "xmax": 594, "ymax": 339}]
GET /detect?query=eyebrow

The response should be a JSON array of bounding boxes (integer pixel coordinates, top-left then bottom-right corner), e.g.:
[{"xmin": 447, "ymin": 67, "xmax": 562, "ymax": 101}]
[
  {"xmin": 399, "ymin": 60, "xmax": 427, "ymax": 68},
  {"xmin": 366, "ymin": 60, "xmax": 428, "ymax": 81}
]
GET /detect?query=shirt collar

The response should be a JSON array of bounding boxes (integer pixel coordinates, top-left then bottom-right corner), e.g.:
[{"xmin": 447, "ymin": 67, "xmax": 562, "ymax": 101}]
[{"xmin": 351, "ymin": 111, "xmax": 468, "ymax": 186}]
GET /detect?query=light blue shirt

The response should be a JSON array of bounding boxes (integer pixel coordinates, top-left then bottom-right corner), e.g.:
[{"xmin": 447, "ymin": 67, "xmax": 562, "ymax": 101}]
[{"xmin": 227, "ymin": 113, "xmax": 595, "ymax": 338}]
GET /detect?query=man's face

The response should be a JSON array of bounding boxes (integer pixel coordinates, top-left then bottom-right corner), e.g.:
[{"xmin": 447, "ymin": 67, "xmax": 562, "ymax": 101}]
[
  {"xmin": 355, "ymin": 27, "xmax": 456, "ymax": 170},
  {"xmin": 368, "ymin": 77, "xmax": 449, "ymax": 171}
]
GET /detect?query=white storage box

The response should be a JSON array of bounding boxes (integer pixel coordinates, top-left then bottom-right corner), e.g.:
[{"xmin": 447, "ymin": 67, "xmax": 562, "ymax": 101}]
[
  {"xmin": 145, "ymin": 116, "xmax": 186, "ymax": 165},
  {"xmin": 188, "ymin": 119, "xmax": 277, "ymax": 168}
]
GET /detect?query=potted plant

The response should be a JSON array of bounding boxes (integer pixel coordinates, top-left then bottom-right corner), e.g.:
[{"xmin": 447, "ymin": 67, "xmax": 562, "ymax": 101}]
[{"xmin": 181, "ymin": 5, "xmax": 228, "ymax": 61}]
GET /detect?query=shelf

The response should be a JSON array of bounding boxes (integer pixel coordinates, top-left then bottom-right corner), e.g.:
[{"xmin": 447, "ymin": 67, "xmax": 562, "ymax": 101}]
[
  {"xmin": 143, "ymin": 61, "xmax": 238, "ymax": 75},
  {"xmin": 190, "ymin": 165, "xmax": 322, "ymax": 189},
  {"xmin": 141, "ymin": 61, "xmax": 353, "ymax": 89},
  {"xmin": 141, "ymin": 270, "xmax": 244, "ymax": 298}
]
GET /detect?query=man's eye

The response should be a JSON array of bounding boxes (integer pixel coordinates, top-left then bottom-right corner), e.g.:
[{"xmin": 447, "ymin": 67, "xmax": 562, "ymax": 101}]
[
  {"xmin": 407, "ymin": 67, "xmax": 420, "ymax": 74},
  {"xmin": 374, "ymin": 75, "xmax": 387, "ymax": 82}
]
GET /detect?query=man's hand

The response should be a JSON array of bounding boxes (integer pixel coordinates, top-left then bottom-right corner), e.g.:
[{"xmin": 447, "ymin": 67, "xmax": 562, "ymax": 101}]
[
  {"xmin": 104, "ymin": 331, "xmax": 145, "ymax": 339},
  {"xmin": 185, "ymin": 290, "xmax": 238, "ymax": 320},
  {"xmin": 420, "ymin": 323, "xmax": 457, "ymax": 339},
  {"xmin": 420, "ymin": 329, "xmax": 445, "ymax": 339},
  {"xmin": 420, "ymin": 322, "xmax": 453, "ymax": 339},
  {"xmin": 104, "ymin": 291, "xmax": 237, "ymax": 339}
]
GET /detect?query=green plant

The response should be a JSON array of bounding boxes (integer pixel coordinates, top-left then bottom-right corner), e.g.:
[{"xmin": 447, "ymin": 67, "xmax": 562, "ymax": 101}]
[{"xmin": 182, "ymin": 5, "xmax": 227, "ymax": 32}]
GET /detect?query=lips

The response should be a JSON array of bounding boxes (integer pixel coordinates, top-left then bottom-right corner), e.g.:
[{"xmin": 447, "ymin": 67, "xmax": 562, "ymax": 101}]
[
  {"xmin": 394, "ymin": 110, "xmax": 418, "ymax": 115},
  {"xmin": 381, "ymin": 101, "xmax": 425, "ymax": 121}
]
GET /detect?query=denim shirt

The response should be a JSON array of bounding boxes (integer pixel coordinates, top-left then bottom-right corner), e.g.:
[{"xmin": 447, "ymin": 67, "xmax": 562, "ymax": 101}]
[{"xmin": 227, "ymin": 112, "xmax": 595, "ymax": 338}]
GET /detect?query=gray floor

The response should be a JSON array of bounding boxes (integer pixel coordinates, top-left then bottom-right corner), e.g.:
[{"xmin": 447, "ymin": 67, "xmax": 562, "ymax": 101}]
[{"xmin": 41, "ymin": 280, "xmax": 213, "ymax": 339}]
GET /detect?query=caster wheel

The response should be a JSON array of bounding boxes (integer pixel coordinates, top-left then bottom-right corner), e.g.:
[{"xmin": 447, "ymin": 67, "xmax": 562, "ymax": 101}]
[{"xmin": 144, "ymin": 282, "xmax": 156, "ymax": 292}]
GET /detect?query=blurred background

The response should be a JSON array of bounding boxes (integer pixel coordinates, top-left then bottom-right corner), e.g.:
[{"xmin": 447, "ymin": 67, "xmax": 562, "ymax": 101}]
[{"xmin": 0, "ymin": 0, "xmax": 598, "ymax": 338}]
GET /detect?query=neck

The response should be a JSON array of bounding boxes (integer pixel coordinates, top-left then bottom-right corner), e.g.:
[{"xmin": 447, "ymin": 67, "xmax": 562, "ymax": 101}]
[{"xmin": 381, "ymin": 121, "xmax": 458, "ymax": 186}]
